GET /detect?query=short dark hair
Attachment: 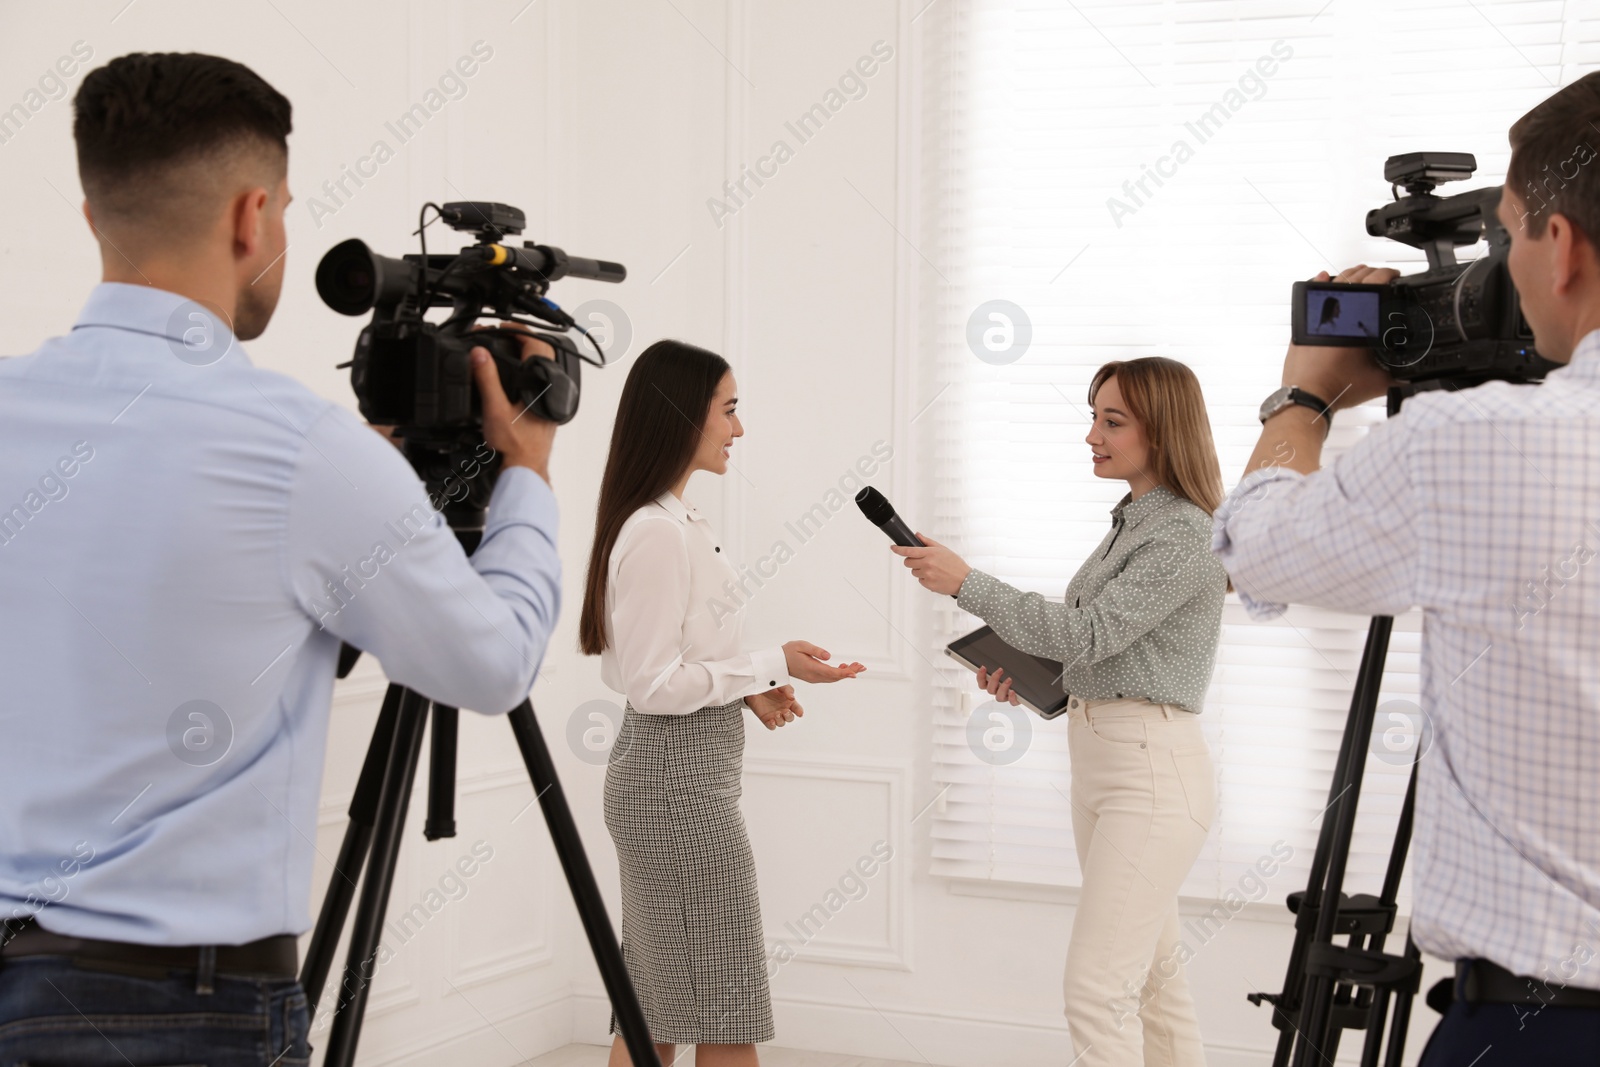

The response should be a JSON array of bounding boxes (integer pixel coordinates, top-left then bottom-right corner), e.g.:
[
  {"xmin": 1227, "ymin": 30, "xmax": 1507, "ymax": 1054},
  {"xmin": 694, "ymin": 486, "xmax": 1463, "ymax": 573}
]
[
  {"xmin": 1507, "ymin": 71, "xmax": 1600, "ymax": 243},
  {"xmin": 73, "ymin": 52, "xmax": 291, "ymax": 231}
]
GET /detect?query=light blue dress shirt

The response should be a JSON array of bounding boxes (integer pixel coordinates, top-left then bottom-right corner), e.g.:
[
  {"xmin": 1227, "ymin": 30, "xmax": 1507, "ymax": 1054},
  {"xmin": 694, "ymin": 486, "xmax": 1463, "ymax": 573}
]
[{"xmin": 0, "ymin": 283, "xmax": 560, "ymax": 946}]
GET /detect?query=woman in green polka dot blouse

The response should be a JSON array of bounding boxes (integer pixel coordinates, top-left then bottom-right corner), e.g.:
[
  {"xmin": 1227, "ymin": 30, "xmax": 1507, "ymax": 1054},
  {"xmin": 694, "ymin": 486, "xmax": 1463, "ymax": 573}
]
[{"xmin": 894, "ymin": 357, "xmax": 1229, "ymax": 1067}]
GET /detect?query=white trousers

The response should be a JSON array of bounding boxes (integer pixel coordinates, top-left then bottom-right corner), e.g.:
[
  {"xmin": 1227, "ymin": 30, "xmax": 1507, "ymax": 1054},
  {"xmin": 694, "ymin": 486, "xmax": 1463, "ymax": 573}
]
[{"xmin": 1063, "ymin": 696, "xmax": 1215, "ymax": 1067}]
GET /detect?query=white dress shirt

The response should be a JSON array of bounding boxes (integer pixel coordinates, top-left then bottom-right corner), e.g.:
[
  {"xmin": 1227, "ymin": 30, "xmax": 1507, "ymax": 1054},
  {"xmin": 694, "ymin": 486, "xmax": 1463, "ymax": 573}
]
[
  {"xmin": 601, "ymin": 490, "xmax": 789, "ymax": 715},
  {"xmin": 1212, "ymin": 328, "xmax": 1600, "ymax": 987},
  {"xmin": 0, "ymin": 283, "xmax": 560, "ymax": 946}
]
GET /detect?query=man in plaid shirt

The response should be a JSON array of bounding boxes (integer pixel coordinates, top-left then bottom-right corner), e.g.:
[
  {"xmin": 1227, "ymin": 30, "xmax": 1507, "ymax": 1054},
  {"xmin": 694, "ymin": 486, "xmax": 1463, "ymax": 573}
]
[{"xmin": 1213, "ymin": 75, "xmax": 1600, "ymax": 1065}]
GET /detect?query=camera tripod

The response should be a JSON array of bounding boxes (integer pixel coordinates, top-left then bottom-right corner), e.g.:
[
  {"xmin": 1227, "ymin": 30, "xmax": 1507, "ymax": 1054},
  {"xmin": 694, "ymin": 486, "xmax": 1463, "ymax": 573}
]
[
  {"xmin": 1248, "ymin": 384, "xmax": 1459, "ymax": 1067},
  {"xmin": 300, "ymin": 516, "xmax": 661, "ymax": 1067},
  {"xmin": 1247, "ymin": 613, "xmax": 1426, "ymax": 1067}
]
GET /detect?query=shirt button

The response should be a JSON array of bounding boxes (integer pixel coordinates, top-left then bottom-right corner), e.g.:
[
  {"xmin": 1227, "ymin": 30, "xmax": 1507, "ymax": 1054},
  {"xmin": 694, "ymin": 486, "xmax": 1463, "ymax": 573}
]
[
  {"xmin": 769, "ymin": 680, "xmax": 777, "ymax": 686},
  {"xmin": 715, "ymin": 546, "xmax": 721, "ymax": 552}
]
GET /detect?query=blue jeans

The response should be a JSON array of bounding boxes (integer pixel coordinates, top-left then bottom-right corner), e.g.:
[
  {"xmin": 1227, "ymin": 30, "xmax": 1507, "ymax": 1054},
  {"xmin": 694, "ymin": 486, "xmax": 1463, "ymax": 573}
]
[
  {"xmin": 1417, "ymin": 998, "xmax": 1600, "ymax": 1066},
  {"xmin": 0, "ymin": 956, "xmax": 310, "ymax": 1066}
]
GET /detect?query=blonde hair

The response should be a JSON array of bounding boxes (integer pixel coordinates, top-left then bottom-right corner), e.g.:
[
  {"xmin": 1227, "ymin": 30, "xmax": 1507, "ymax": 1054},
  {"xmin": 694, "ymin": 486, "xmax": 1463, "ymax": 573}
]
[{"xmin": 1088, "ymin": 356, "xmax": 1224, "ymax": 516}]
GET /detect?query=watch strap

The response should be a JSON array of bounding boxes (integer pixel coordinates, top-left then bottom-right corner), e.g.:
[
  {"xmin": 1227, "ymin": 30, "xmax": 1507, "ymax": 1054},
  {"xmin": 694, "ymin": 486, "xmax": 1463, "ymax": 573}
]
[{"xmin": 1263, "ymin": 385, "xmax": 1332, "ymax": 436}]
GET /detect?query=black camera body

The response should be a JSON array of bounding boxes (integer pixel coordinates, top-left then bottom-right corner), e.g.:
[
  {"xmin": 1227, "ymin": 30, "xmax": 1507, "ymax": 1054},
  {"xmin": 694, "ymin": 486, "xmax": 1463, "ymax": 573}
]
[
  {"xmin": 317, "ymin": 201, "xmax": 625, "ymax": 526},
  {"xmin": 1290, "ymin": 152, "xmax": 1559, "ymax": 386},
  {"xmin": 346, "ymin": 321, "xmax": 581, "ymax": 430},
  {"xmin": 317, "ymin": 200, "xmax": 625, "ymax": 428}
]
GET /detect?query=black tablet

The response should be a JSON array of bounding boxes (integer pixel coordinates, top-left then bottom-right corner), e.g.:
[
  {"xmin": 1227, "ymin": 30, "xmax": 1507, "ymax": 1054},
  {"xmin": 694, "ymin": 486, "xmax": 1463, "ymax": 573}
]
[{"xmin": 944, "ymin": 625, "xmax": 1071, "ymax": 719}]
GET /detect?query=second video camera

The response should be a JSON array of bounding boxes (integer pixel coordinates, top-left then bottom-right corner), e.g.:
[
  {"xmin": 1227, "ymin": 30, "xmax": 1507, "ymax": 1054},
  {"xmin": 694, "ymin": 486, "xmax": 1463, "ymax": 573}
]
[{"xmin": 1290, "ymin": 152, "xmax": 1559, "ymax": 387}]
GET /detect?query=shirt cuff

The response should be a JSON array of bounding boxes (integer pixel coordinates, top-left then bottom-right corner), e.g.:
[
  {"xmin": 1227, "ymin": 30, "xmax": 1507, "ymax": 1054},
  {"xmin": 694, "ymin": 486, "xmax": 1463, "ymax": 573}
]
[
  {"xmin": 486, "ymin": 463, "xmax": 558, "ymax": 531},
  {"xmin": 749, "ymin": 645, "xmax": 790, "ymax": 693},
  {"xmin": 1211, "ymin": 467, "xmax": 1302, "ymax": 621},
  {"xmin": 955, "ymin": 568, "xmax": 1002, "ymax": 617}
]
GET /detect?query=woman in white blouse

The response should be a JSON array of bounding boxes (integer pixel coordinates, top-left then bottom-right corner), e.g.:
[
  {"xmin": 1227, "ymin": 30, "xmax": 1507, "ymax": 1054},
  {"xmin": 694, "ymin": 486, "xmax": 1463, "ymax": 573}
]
[{"xmin": 580, "ymin": 339, "xmax": 865, "ymax": 1067}]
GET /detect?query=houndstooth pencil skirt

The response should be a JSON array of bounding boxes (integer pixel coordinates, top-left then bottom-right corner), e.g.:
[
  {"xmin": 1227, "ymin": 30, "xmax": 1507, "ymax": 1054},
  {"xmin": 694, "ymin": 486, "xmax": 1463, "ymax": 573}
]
[{"xmin": 603, "ymin": 696, "xmax": 774, "ymax": 1045}]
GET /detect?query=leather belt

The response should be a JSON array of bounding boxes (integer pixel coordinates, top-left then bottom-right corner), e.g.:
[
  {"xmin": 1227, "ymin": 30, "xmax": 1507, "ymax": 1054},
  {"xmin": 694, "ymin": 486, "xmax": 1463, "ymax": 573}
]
[
  {"xmin": 1, "ymin": 919, "xmax": 298, "ymax": 981},
  {"xmin": 1456, "ymin": 957, "xmax": 1600, "ymax": 1009}
]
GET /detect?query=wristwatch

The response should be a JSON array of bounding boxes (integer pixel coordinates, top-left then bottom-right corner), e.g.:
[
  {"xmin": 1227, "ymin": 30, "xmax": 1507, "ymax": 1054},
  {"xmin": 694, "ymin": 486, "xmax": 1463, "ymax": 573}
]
[{"xmin": 1259, "ymin": 385, "xmax": 1332, "ymax": 438}]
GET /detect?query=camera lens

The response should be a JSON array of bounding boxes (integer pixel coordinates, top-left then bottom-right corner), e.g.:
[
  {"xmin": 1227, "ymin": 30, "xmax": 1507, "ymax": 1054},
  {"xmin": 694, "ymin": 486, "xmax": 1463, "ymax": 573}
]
[{"xmin": 316, "ymin": 239, "xmax": 380, "ymax": 316}]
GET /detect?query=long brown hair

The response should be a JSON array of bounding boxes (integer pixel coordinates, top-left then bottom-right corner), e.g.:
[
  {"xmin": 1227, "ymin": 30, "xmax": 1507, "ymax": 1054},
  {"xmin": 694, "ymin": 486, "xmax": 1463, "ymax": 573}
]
[
  {"xmin": 579, "ymin": 340, "xmax": 731, "ymax": 655},
  {"xmin": 1087, "ymin": 356, "xmax": 1224, "ymax": 516}
]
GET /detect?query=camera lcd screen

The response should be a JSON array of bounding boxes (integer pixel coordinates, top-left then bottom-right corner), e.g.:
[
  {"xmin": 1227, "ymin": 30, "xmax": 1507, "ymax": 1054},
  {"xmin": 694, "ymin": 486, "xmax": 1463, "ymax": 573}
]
[{"xmin": 1304, "ymin": 287, "xmax": 1380, "ymax": 341}]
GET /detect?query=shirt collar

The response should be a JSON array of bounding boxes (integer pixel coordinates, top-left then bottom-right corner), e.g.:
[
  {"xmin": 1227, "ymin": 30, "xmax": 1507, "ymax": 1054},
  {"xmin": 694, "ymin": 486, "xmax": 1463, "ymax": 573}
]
[
  {"xmin": 653, "ymin": 490, "xmax": 702, "ymax": 524},
  {"xmin": 71, "ymin": 282, "xmax": 248, "ymax": 367},
  {"xmin": 1111, "ymin": 483, "xmax": 1176, "ymax": 529}
]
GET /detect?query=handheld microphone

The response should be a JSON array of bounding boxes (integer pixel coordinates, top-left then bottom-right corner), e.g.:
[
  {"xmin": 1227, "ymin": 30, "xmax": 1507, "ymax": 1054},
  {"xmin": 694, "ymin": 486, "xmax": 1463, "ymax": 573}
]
[
  {"xmin": 855, "ymin": 486, "xmax": 923, "ymax": 547},
  {"xmin": 857, "ymin": 486, "xmax": 960, "ymax": 600}
]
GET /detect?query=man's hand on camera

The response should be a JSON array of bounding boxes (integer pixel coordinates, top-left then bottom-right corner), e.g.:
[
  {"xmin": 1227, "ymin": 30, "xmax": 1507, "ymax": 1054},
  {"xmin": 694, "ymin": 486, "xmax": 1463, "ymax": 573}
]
[
  {"xmin": 471, "ymin": 323, "xmax": 558, "ymax": 486},
  {"xmin": 1281, "ymin": 265, "xmax": 1401, "ymax": 411},
  {"xmin": 1244, "ymin": 264, "xmax": 1403, "ymax": 479}
]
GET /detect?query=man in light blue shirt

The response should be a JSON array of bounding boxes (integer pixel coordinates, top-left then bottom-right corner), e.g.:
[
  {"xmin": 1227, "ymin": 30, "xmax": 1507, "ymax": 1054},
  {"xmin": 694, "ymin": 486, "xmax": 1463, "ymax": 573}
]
[{"xmin": 0, "ymin": 52, "xmax": 561, "ymax": 1064}]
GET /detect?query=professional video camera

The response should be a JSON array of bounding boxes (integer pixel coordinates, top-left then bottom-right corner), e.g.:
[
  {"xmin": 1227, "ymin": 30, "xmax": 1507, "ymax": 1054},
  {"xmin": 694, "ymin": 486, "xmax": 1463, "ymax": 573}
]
[
  {"xmin": 316, "ymin": 201, "xmax": 625, "ymax": 524},
  {"xmin": 1290, "ymin": 151, "xmax": 1560, "ymax": 386},
  {"xmin": 306, "ymin": 207, "xmax": 660, "ymax": 1067}
]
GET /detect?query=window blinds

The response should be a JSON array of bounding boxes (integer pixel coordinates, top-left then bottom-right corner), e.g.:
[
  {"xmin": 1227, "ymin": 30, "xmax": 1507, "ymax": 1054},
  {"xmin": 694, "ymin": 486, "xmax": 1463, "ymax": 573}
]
[{"xmin": 917, "ymin": 0, "xmax": 1584, "ymax": 905}]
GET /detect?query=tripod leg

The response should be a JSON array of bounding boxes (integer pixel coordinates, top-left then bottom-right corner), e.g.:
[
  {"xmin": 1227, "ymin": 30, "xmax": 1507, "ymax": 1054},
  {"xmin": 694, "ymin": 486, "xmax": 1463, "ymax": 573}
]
[
  {"xmin": 1292, "ymin": 616, "xmax": 1394, "ymax": 1067},
  {"xmin": 1348, "ymin": 749, "xmax": 1424, "ymax": 1067},
  {"xmin": 425, "ymin": 704, "xmax": 460, "ymax": 841},
  {"xmin": 301, "ymin": 682, "xmax": 406, "ymax": 1008},
  {"xmin": 322, "ymin": 687, "xmax": 431, "ymax": 1067},
  {"xmin": 1360, "ymin": 987, "xmax": 1392, "ymax": 1066},
  {"xmin": 1371, "ymin": 763, "xmax": 1424, "ymax": 1067},
  {"xmin": 1272, "ymin": 1019, "xmax": 1295, "ymax": 1067},
  {"xmin": 1383, "ymin": 936, "xmax": 1423, "ymax": 1067},
  {"xmin": 506, "ymin": 700, "xmax": 661, "ymax": 1067},
  {"xmin": 1261, "ymin": 625, "xmax": 1376, "ymax": 1067}
]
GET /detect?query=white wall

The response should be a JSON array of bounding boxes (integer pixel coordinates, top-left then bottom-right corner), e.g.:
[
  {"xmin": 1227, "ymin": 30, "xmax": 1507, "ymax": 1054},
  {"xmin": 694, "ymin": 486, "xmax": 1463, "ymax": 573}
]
[{"xmin": 0, "ymin": 2, "xmax": 1449, "ymax": 1064}]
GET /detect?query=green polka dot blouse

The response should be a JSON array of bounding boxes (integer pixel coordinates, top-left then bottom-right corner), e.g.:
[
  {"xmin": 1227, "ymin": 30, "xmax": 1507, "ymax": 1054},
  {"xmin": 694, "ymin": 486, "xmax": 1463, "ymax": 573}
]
[{"xmin": 955, "ymin": 485, "xmax": 1228, "ymax": 714}]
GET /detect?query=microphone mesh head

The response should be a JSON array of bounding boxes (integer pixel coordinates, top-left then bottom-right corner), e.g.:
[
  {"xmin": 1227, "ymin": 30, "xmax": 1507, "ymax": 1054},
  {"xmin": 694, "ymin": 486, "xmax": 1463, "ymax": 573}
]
[{"xmin": 855, "ymin": 486, "xmax": 894, "ymax": 524}]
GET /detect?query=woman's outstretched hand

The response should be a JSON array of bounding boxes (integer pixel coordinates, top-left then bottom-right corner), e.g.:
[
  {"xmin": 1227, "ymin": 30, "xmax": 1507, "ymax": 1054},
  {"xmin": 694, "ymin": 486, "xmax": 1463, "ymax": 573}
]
[
  {"xmin": 783, "ymin": 641, "xmax": 866, "ymax": 684},
  {"xmin": 975, "ymin": 665, "xmax": 1021, "ymax": 706},
  {"xmin": 890, "ymin": 533, "xmax": 972, "ymax": 597},
  {"xmin": 747, "ymin": 685, "xmax": 804, "ymax": 730}
]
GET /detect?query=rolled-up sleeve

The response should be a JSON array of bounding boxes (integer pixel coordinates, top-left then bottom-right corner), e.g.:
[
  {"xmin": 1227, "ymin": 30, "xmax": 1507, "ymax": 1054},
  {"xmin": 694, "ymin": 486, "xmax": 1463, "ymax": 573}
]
[
  {"xmin": 610, "ymin": 518, "xmax": 790, "ymax": 715},
  {"xmin": 957, "ymin": 518, "xmax": 1217, "ymax": 670},
  {"xmin": 1212, "ymin": 413, "xmax": 1420, "ymax": 620},
  {"xmin": 284, "ymin": 406, "xmax": 561, "ymax": 715}
]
